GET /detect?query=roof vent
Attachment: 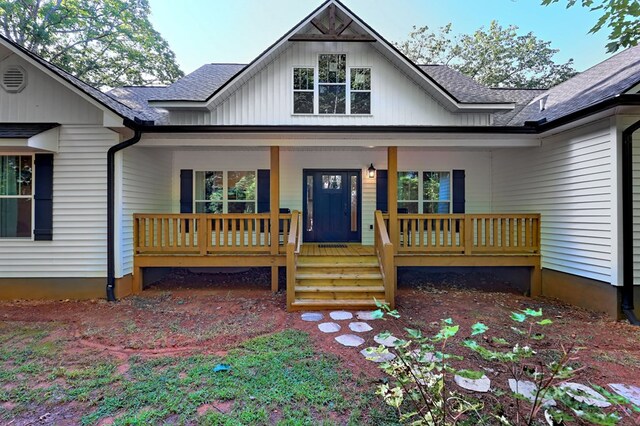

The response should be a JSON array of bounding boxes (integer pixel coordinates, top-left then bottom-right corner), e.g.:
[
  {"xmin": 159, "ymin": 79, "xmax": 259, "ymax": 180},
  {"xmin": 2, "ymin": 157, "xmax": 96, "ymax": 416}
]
[
  {"xmin": 1, "ymin": 65, "xmax": 27, "ymax": 93},
  {"xmin": 539, "ymin": 95, "xmax": 549, "ymax": 112}
]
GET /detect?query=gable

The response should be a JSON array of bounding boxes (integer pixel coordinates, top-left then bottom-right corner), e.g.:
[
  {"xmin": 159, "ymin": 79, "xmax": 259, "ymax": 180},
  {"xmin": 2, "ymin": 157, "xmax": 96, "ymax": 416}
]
[
  {"xmin": 0, "ymin": 48, "xmax": 103, "ymax": 124},
  {"xmin": 183, "ymin": 41, "xmax": 493, "ymax": 126}
]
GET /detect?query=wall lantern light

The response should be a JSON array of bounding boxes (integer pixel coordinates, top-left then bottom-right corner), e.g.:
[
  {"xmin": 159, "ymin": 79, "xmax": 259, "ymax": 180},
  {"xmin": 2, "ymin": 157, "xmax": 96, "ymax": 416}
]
[{"xmin": 367, "ymin": 163, "xmax": 376, "ymax": 179}]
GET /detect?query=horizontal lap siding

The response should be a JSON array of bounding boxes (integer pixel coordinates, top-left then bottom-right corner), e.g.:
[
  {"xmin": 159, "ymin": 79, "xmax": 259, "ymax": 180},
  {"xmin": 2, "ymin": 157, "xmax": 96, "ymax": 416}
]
[
  {"xmin": 492, "ymin": 120, "xmax": 614, "ymax": 283},
  {"xmin": 0, "ymin": 126, "xmax": 117, "ymax": 277},
  {"xmin": 120, "ymin": 147, "xmax": 173, "ymax": 276},
  {"xmin": 633, "ymin": 129, "xmax": 640, "ymax": 285}
]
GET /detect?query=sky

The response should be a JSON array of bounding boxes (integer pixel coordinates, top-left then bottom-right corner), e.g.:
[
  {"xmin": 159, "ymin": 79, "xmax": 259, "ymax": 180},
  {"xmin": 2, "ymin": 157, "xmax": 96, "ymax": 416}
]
[{"xmin": 147, "ymin": 0, "xmax": 614, "ymax": 75}]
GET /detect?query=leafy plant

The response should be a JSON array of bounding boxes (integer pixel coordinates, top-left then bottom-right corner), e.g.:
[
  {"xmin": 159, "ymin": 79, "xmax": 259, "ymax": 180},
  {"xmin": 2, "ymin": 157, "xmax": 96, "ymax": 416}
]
[{"xmin": 370, "ymin": 301, "xmax": 640, "ymax": 425}]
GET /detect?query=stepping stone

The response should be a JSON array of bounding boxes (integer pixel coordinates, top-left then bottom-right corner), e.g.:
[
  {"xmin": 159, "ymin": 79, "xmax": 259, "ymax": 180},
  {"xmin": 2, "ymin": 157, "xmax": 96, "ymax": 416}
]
[
  {"xmin": 361, "ymin": 347, "xmax": 396, "ymax": 363},
  {"xmin": 374, "ymin": 334, "xmax": 400, "ymax": 347},
  {"xmin": 508, "ymin": 379, "xmax": 556, "ymax": 406},
  {"xmin": 454, "ymin": 374, "xmax": 491, "ymax": 393},
  {"xmin": 330, "ymin": 311, "xmax": 353, "ymax": 320},
  {"xmin": 318, "ymin": 322, "xmax": 341, "ymax": 333},
  {"xmin": 356, "ymin": 311, "xmax": 379, "ymax": 321},
  {"xmin": 559, "ymin": 383, "xmax": 611, "ymax": 408},
  {"xmin": 335, "ymin": 334, "xmax": 365, "ymax": 347},
  {"xmin": 609, "ymin": 383, "xmax": 640, "ymax": 406},
  {"xmin": 349, "ymin": 322, "xmax": 373, "ymax": 333},
  {"xmin": 301, "ymin": 312, "xmax": 324, "ymax": 322}
]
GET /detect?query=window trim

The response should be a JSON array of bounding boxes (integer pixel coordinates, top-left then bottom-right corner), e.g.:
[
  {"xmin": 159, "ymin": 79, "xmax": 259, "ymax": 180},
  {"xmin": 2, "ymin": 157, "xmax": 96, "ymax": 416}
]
[
  {"xmin": 291, "ymin": 54, "xmax": 373, "ymax": 116},
  {"xmin": 397, "ymin": 169, "xmax": 453, "ymax": 214},
  {"xmin": 349, "ymin": 66, "xmax": 372, "ymax": 115},
  {"xmin": 0, "ymin": 152, "xmax": 35, "ymax": 241},
  {"xmin": 292, "ymin": 66, "xmax": 315, "ymax": 115},
  {"xmin": 193, "ymin": 169, "xmax": 258, "ymax": 214}
]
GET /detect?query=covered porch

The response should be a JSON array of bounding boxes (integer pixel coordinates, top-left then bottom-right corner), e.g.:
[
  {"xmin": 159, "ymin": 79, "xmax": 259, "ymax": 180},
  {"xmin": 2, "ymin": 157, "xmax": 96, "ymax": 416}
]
[{"xmin": 123, "ymin": 141, "xmax": 542, "ymax": 310}]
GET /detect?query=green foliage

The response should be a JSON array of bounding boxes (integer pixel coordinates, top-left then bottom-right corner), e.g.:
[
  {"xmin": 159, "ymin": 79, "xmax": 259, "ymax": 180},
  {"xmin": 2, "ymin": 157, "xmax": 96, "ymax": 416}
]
[
  {"xmin": 0, "ymin": 0, "xmax": 183, "ymax": 88},
  {"xmin": 372, "ymin": 303, "xmax": 638, "ymax": 425},
  {"xmin": 395, "ymin": 21, "xmax": 577, "ymax": 88},
  {"xmin": 541, "ymin": 0, "xmax": 640, "ymax": 52}
]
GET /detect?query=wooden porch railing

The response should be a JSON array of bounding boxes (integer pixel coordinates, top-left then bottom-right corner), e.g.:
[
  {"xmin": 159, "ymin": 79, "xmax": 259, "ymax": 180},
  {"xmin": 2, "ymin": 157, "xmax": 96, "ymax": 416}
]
[
  {"xmin": 374, "ymin": 210, "xmax": 395, "ymax": 309},
  {"xmin": 286, "ymin": 210, "xmax": 302, "ymax": 308},
  {"xmin": 393, "ymin": 213, "xmax": 541, "ymax": 255},
  {"xmin": 133, "ymin": 213, "xmax": 293, "ymax": 255}
]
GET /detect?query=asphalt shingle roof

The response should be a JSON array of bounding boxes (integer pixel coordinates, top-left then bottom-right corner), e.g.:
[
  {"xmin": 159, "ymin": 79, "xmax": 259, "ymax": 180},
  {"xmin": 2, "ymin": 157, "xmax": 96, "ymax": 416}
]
[
  {"xmin": 0, "ymin": 123, "xmax": 59, "ymax": 138},
  {"xmin": 107, "ymin": 86, "xmax": 169, "ymax": 124},
  {"xmin": 148, "ymin": 64, "xmax": 246, "ymax": 102},
  {"xmin": 506, "ymin": 44, "xmax": 640, "ymax": 126},
  {"xmin": 419, "ymin": 65, "xmax": 511, "ymax": 104}
]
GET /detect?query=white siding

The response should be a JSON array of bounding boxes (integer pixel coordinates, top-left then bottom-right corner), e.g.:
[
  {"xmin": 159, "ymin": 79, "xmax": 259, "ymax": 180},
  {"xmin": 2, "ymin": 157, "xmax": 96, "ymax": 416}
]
[
  {"xmin": 0, "ymin": 54, "xmax": 103, "ymax": 124},
  {"xmin": 0, "ymin": 125, "xmax": 117, "ymax": 277},
  {"xmin": 119, "ymin": 147, "xmax": 173, "ymax": 276},
  {"xmin": 166, "ymin": 147, "xmax": 493, "ymax": 245},
  {"xmin": 492, "ymin": 120, "xmax": 615, "ymax": 284},
  {"xmin": 169, "ymin": 42, "xmax": 491, "ymax": 126}
]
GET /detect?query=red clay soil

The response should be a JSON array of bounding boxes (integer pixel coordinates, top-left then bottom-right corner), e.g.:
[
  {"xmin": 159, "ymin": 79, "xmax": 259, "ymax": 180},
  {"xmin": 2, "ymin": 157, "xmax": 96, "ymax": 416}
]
[{"xmin": 1, "ymin": 268, "xmax": 639, "ymax": 422}]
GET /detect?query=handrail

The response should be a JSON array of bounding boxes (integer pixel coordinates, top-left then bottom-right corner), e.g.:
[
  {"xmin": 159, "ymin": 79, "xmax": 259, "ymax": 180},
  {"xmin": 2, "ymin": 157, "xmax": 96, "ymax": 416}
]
[
  {"xmin": 374, "ymin": 210, "xmax": 395, "ymax": 309},
  {"xmin": 286, "ymin": 210, "xmax": 301, "ymax": 309}
]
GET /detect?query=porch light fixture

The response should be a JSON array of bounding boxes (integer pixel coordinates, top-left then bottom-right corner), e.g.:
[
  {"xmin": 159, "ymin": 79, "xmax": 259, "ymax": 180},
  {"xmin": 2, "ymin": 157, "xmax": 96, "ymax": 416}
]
[{"xmin": 367, "ymin": 163, "xmax": 376, "ymax": 179}]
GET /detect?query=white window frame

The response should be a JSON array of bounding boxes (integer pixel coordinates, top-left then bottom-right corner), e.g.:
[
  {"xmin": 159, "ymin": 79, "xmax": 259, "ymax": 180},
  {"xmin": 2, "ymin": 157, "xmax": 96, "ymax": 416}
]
[
  {"xmin": 292, "ymin": 66, "xmax": 315, "ymax": 115},
  {"xmin": 291, "ymin": 54, "xmax": 373, "ymax": 116},
  {"xmin": 193, "ymin": 170, "xmax": 257, "ymax": 214},
  {"xmin": 349, "ymin": 66, "xmax": 372, "ymax": 115},
  {"xmin": 397, "ymin": 170, "xmax": 452, "ymax": 214},
  {"xmin": 0, "ymin": 153, "xmax": 35, "ymax": 240}
]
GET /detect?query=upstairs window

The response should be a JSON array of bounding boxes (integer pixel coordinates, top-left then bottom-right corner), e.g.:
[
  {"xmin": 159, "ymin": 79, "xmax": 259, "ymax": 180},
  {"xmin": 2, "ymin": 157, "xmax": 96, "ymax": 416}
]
[
  {"xmin": 0, "ymin": 155, "xmax": 32, "ymax": 238},
  {"xmin": 350, "ymin": 68, "xmax": 371, "ymax": 114},
  {"xmin": 318, "ymin": 54, "xmax": 346, "ymax": 114},
  {"xmin": 293, "ymin": 67, "xmax": 314, "ymax": 114}
]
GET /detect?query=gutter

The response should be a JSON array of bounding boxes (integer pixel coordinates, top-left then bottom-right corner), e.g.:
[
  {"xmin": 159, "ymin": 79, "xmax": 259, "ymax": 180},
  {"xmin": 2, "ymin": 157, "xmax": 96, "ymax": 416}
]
[
  {"xmin": 106, "ymin": 121, "xmax": 143, "ymax": 302},
  {"xmin": 621, "ymin": 118, "xmax": 640, "ymax": 325}
]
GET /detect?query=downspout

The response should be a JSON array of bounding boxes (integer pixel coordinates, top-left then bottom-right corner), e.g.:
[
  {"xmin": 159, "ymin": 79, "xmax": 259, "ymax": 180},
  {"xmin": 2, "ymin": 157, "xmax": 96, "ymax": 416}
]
[
  {"xmin": 106, "ymin": 124, "xmax": 143, "ymax": 302},
  {"xmin": 622, "ymin": 118, "xmax": 640, "ymax": 325}
]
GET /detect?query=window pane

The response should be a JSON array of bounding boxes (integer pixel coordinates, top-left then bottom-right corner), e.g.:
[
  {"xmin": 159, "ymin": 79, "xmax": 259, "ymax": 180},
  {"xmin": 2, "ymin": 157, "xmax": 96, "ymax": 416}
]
[
  {"xmin": 322, "ymin": 175, "xmax": 342, "ymax": 189},
  {"xmin": 195, "ymin": 171, "xmax": 223, "ymax": 202},
  {"xmin": 319, "ymin": 85, "xmax": 346, "ymax": 114},
  {"xmin": 306, "ymin": 175, "xmax": 313, "ymax": 232},
  {"xmin": 423, "ymin": 172, "xmax": 450, "ymax": 201},
  {"xmin": 424, "ymin": 202, "xmax": 450, "ymax": 214},
  {"xmin": 350, "ymin": 175, "xmax": 358, "ymax": 232},
  {"xmin": 398, "ymin": 201, "xmax": 418, "ymax": 213},
  {"xmin": 228, "ymin": 202, "xmax": 255, "ymax": 213},
  {"xmin": 228, "ymin": 171, "xmax": 256, "ymax": 201},
  {"xmin": 195, "ymin": 201, "xmax": 223, "ymax": 214},
  {"xmin": 294, "ymin": 92, "xmax": 314, "ymax": 114},
  {"xmin": 293, "ymin": 67, "xmax": 314, "ymax": 90},
  {"xmin": 318, "ymin": 54, "xmax": 346, "ymax": 83},
  {"xmin": 398, "ymin": 172, "xmax": 418, "ymax": 201},
  {"xmin": 351, "ymin": 68, "xmax": 371, "ymax": 90},
  {"xmin": 1, "ymin": 155, "xmax": 31, "ymax": 196},
  {"xmin": 0, "ymin": 198, "xmax": 31, "ymax": 238},
  {"xmin": 350, "ymin": 92, "xmax": 370, "ymax": 114}
]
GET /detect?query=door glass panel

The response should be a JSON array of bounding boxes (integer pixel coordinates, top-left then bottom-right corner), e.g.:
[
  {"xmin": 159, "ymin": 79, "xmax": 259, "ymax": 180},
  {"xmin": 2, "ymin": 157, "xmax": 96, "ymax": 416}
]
[
  {"xmin": 350, "ymin": 175, "xmax": 358, "ymax": 232},
  {"xmin": 322, "ymin": 175, "xmax": 342, "ymax": 189},
  {"xmin": 306, "ymin": 175, "xmax": 313, "ymax": 232}
]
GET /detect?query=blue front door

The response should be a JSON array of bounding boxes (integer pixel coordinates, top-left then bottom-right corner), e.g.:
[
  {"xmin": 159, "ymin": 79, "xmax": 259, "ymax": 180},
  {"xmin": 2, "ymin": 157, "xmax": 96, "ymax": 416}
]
[{"xmin": 303, "ymin": 170, "xmax": 361, "ymax": 242}]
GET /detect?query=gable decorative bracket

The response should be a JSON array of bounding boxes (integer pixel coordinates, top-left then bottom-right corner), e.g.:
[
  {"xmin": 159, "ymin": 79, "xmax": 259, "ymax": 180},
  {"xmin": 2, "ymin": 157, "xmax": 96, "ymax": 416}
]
[{"xmin": 289, "ymin": 4, "xmax": 376, "ymax": 42}]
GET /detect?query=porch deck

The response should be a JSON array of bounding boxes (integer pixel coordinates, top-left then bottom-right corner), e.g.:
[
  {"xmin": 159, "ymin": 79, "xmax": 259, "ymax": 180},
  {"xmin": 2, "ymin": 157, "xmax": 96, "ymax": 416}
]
[{"xmin": 132, "ymin": 211, "xmax": 541, "ymax": 310}]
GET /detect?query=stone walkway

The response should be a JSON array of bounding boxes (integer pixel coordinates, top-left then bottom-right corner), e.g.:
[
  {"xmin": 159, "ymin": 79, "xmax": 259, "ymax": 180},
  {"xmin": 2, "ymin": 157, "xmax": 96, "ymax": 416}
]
[{"xmin": 300, "ymin": 310, "xmax": 640, "ymax": 408}]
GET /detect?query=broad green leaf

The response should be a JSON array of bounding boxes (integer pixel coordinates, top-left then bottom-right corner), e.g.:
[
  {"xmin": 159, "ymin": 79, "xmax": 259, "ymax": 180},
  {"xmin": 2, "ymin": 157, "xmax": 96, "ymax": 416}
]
[
  {"xmin": 510, "ymin": 312, "xmax": 527, "ymax": 323},
  {"xmin": 405, "ymin": 328, "xmax": 422, "ymax": 339},
  {"xmin": 456, "ymin": 369, "xmax": 484, "ymax": 380},
  {"xmin": 443, "ymin": 318, "xmax": 453, "ymax": 325},
  {"xmin": 471, "ymin": 322, "xmax": 489, "ymax": 336},
  {"xmin": 522, "ymin": 308, "xmax": 542, "ymax": 317},
  {"xmin": 370, "ymin": 309, "xmax": 384, "ymax": 320},
  {"xmin": 537, "ymin": 318, "xmax": 553, "ymax": 325}
]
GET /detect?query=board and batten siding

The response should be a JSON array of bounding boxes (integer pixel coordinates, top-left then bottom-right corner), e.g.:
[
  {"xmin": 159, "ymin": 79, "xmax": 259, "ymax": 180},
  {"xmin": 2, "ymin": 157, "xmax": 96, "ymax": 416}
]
[
  {"xmin": 169, "ymin": 42, "xmax": 491, "ymax": 126},
  {"xmin": 0, "ymin": 53, "xmax": 103, "ymax": 124},
  {"xmin": 0, "ymin": 125, "xmax": 117, "ymax": 277},
  {"xmin": 492, "ymin": 119, "xmax": 615, "ymax": 284},
  {"xmin": 118, "ymin": 147, "xmax": 173, "ymax": 277}
]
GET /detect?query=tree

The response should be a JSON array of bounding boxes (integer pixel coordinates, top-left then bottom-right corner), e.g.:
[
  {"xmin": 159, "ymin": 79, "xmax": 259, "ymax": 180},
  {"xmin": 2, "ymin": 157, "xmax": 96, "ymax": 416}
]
[
  {"xmin": 395, "ymin": 21, "xmax": 577, "ymax": 89},
  {"xmin": 0, "ymin": 0, "xmax": 183, "ymax": 89},
  {"xmin": 541, "ymin": 0, "xmax": 640, "ymax": 52}
]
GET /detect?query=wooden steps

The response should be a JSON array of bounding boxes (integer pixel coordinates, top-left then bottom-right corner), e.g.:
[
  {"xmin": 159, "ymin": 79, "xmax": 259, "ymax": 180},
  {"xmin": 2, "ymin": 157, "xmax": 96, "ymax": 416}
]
[{"xmin": 291, "ymin": 254, "xmax": 385, "ymax": 310}]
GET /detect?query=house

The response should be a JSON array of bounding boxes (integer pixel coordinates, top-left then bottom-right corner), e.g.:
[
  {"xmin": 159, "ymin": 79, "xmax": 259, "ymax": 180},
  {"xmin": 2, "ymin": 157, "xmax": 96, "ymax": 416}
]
[{"xmin": 0, "ymin": 0, "xmax": 639, "ymax": 320}]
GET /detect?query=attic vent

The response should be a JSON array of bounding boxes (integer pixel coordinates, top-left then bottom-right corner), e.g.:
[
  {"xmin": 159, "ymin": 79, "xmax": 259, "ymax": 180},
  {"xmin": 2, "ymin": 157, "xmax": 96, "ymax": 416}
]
[{"xmin": 1, "ymin": 65, "xmax": 27, "ymax": 93}]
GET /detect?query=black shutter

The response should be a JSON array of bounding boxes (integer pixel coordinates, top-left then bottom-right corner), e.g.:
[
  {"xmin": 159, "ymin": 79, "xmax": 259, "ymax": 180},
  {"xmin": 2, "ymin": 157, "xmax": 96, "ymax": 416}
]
[
  {"xmin": 376, "ymin": 169, "xmax": 388, "ymax": 213},
  {"xmin": 180, "ymin": 169, "xmax": 193, "ymax": 213},
  {"xmin": 452, "ymin": 169, "xmax": 465, "ymax": 213},
  {"xmin": 257, "ymin": 169, "xmax": 270, "ymax": 213},
  {"xmin": 33, "ymin": 153, "xmax": 54, "ymax": 241}
]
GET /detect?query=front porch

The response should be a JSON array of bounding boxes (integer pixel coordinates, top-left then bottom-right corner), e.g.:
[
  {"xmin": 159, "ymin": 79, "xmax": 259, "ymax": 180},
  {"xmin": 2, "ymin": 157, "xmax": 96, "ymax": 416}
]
[{"xmin": 132, "ymin": 211, "xmax": 541, "ymax": 310}]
